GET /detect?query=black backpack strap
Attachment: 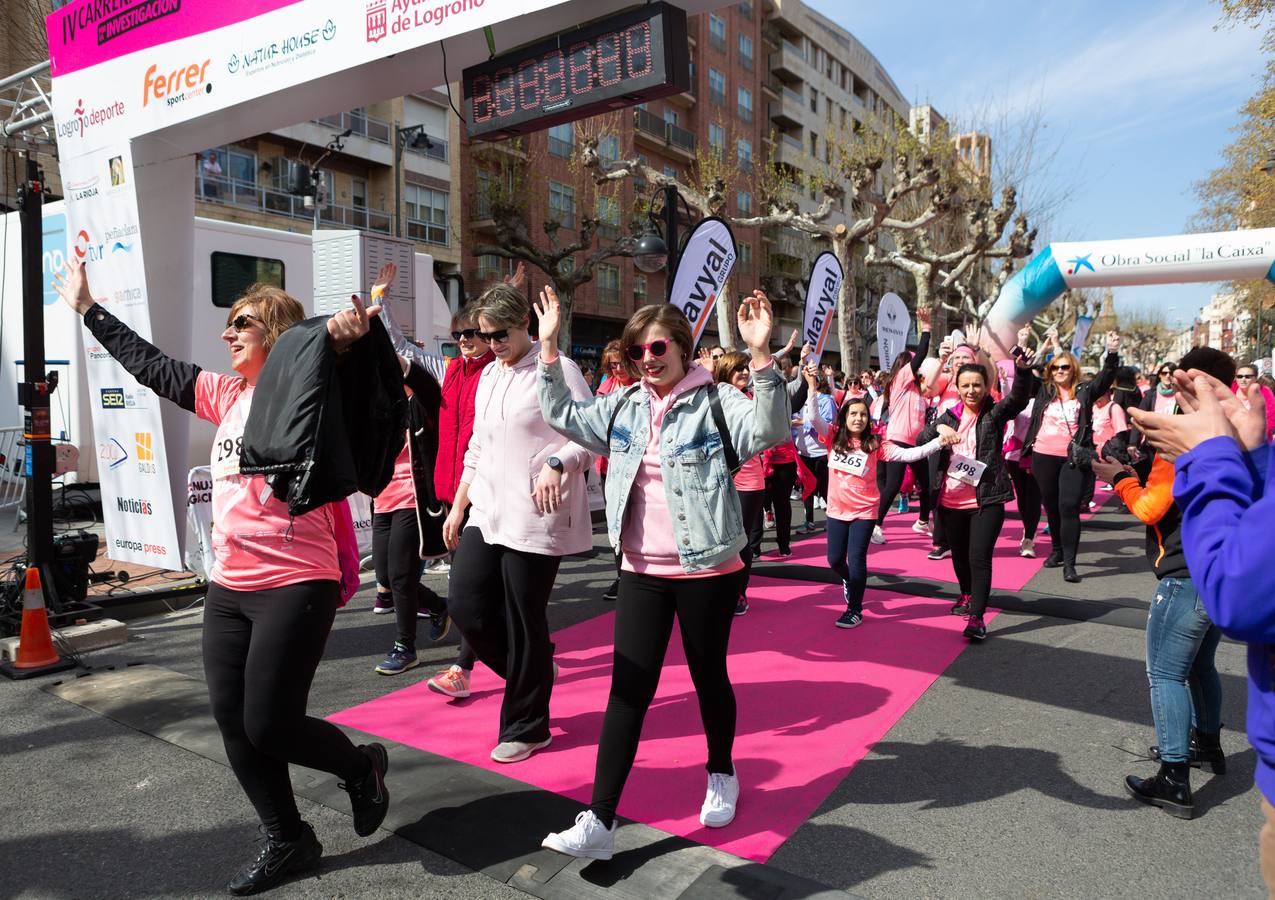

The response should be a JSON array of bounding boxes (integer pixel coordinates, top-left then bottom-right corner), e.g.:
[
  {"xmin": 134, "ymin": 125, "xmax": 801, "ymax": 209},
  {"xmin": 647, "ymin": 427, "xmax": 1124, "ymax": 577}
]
[
  {"xmin": 706, "ymin": 385, "xmax": 740, "ymax": 473},
  {"xmin": 605, "ymin": 384, "xmax": 643, "ymax": 449}
]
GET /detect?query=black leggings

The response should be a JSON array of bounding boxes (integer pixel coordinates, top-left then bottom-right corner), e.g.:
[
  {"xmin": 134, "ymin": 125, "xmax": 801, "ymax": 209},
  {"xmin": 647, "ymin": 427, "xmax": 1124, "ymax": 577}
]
[
  {"xmin": 447, "ymin": 527, "xmax": 562, "ymax": 743},
  {"xmin": 590, "ymin": 569, "xmax": 740, "ymax": 827},
  {"xmin": 800, "ymin": 454, "xmax": 829, "ymax": 523},
  {"xmin": 1007, "ymin": 459, "xmax": 1041, "ymax": 539},
  {"xmin": 372, "ymin": 509, "xmax": 446, "ymax": 651},
  {"xmin": 203, "ymin": 580, "xmax": 367, "ymax": 840},
  {"xmin": 1032, "ymin": 453, "xmax": 1088, "ymax": 565},
  {"xmin": 765, "ymin": 461, "xmax": 798, "ymax": 554},
  {"xmin": 937, "ymin": 503, "xmax": 1006, "ymax": 617},
  {"xmin": 738, "ymin": 488, "xmax": 766, "ymax": 598},
  {"xmin": 876, "ymin": 442, "xmax": 933, "ymax": 526}
]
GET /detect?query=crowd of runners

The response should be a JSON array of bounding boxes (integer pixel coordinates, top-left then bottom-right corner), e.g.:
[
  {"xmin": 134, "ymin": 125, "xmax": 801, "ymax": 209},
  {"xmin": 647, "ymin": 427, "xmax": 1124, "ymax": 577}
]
[{"xmin": 52, "ymin": 257, "xmax": 1275, "ymax": 894}]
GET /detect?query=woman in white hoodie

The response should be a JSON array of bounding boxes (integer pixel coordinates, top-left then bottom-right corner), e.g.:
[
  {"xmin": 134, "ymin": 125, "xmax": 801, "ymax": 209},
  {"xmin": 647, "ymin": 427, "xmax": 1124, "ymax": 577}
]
[{"xmin": 441, "ymin": 283, "xmax": 593, "ymax": 765}]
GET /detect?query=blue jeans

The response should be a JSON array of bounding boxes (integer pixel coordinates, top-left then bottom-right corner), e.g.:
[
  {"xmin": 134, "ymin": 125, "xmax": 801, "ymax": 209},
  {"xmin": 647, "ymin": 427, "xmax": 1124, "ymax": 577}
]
[
  {"xmin": 826, "ymin": 517, "xmax": 875, "ymax": 614},
  {"xmin": 1146, "ymin": 576, "xmax": 1223, "ymax": 762}
]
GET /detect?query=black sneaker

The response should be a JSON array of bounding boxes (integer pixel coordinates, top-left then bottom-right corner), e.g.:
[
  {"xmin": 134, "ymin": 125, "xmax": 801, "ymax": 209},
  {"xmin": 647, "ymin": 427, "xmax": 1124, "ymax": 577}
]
[
  {"xmin": 341, "ymin": 743, "xmax": 390, "ymax": 837},
  {"xmin": 835, "ymin": 609, "xmax": 863, "ymax": 629},
  {"xmin": 428, "ymin": 609, "xmax": 451, "ymax": 642},
  {"xmin": 602, "ymin": 580, "xmax": 619, "ymax": 602},
  {"xmin": 927, "ymin": 546, "xmax": 951, "ymax": 561},
  {"xmin": 950, "ymin": 594, "xmax": 972, "ymax": 616},
  {"xmin": 227, "ymin": 823, "xmax": 323, "ymax": 896},
  {"xmin": 963, "ymin": 615, "xmax": 987, "ymax": 641},
  {"xmin": 1043, "ymin": 550, "xmax": 1063, "ymax": 569},
  {"xmin": 734, "ymin": 596, "xmax": 749, "ymax": 616}
]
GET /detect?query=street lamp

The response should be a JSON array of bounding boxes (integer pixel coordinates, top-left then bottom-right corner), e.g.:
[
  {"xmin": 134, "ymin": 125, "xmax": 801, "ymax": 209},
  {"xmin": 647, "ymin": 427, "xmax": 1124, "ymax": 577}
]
[
  {"xmin": 394, "ymin": 123, "xmax": 434, "ymax": 238},
  {"xmin": 635, "ymin": 184, "xmax": 697, "ymax": 301}
]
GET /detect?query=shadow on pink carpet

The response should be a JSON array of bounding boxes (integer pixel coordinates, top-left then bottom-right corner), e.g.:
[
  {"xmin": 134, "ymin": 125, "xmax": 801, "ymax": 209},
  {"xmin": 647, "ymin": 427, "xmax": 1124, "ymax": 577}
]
[
  {"xmin": 776, "ymin": 487, "xmax": 1114, "ymax": 591},
  {"xmin": 329, "ymin": 575, "xmax": 996, "ymax": 863}
]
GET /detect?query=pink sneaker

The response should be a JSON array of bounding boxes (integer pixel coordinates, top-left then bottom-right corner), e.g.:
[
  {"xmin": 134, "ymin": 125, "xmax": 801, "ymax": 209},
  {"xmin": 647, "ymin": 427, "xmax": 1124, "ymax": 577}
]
[{"xmin": 427, "ymin": 664, "xmax": 471, "ymax": 699}]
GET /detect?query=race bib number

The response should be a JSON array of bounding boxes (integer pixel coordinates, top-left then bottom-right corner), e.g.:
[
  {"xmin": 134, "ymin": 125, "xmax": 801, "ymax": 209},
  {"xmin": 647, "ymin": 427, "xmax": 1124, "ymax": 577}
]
[
  {"xmin": 948, "ymin": 453, "xmax": 986, "ymax": 486},
  {"xmin": 212, "ymin": 435, "xmax": 243, "ymax": 480},
  {"xmin": 829, "ymin": 449, "xmax": 868, "ymax": 478}
]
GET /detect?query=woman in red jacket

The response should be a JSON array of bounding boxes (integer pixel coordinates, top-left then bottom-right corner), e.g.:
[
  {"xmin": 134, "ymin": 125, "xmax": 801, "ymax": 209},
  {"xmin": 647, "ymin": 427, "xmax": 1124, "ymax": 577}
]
[{"xmin": 425, "ymin": 301, "xmax": 495, "ymax": 700}]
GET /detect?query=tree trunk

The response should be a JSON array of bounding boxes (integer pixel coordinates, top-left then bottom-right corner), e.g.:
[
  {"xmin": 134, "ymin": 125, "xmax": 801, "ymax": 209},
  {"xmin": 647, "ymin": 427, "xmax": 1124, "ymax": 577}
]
[
  {"xmin": 835, "ymin": 236, "xmax": 860, "ymax": 369},
  {"xmin": 715, "ymin": 279, "xmax": 737, "ymax": 350}
]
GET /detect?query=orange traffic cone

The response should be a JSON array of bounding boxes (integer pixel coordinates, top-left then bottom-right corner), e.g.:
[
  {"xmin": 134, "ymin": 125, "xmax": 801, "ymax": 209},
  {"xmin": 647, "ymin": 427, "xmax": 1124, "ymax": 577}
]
[{"xmin": 0, "ymin": 567, "xmax": 76, "ymax": 680}]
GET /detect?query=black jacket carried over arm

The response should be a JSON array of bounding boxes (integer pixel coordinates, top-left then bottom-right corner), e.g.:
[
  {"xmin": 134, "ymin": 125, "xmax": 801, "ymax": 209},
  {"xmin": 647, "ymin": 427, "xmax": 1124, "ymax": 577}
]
[
  {"xmin": 920, "ymin": 365, "xmax": 1038, "ymax": 507},
  {"xmin": 240, "ymin": 316, "xmax": 408, "ymax": 516},
  {"xmin": 402, "ymin": 359, "xmax": 447, "ymax": 558},
  {"xmin": 1021, "ymin": 350, "xmax": 1119, "ymax": 458}
]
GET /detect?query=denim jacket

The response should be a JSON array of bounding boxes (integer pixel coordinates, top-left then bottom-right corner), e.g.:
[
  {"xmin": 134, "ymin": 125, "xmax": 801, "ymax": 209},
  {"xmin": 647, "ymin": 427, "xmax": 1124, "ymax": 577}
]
[{"xmin": 538, "ymin": 356, "xmax": 790, "ymax": 572}]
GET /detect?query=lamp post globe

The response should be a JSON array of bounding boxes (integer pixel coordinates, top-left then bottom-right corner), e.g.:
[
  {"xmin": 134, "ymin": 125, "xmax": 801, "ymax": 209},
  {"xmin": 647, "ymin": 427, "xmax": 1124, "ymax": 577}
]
[{"xmin": 634, "ymin": 230, "xmax": 669, "ymax": 273}]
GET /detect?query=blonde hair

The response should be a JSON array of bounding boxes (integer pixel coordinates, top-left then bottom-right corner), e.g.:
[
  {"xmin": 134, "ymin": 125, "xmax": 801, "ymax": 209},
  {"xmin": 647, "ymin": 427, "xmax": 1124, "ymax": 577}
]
[
  {"xmin": 1045, "ymin": 351, "xmax": 1082, "ymax": 396},
  {"xmin": 228, "ymin": 283, "xmax": 304, "ymax": 351},
  {"xmin": 472, "ymin": 282, "xmax": 529, "ymax": 330}
]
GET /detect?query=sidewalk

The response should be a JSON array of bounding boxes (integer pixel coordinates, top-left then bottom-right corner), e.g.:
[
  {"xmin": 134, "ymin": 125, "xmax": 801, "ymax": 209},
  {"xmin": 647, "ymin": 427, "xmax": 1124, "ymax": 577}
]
[{"xmin": 0, "ymin": 500, "xmax": 1263, "ymax": 898}]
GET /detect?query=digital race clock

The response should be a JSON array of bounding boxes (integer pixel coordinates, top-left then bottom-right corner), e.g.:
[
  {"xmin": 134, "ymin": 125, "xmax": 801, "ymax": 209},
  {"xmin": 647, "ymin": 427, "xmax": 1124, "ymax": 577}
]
[{"xmin": 463, "ymin": 3, "xmax": 690, "ymax": 142}]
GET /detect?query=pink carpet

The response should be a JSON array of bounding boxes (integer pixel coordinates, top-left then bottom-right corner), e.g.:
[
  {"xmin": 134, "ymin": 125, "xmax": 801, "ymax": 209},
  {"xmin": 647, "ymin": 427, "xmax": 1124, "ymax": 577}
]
[
  {"xmin": 774, "ymin": 487, "xmax": 1114, "ymax": 592},
  {"xmin": 329, "ymin": 576, "xmax": 996, "ymax": 862}
]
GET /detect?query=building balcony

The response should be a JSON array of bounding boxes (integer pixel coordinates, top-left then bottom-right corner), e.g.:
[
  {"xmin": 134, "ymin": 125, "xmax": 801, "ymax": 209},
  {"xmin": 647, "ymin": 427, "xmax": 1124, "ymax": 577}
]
[
  {"xmin": 197, "ymin": 176, "xmax": 392, "ymax": 234},
  {"xmin": 313, "ymin": 109, "xmax": 391, "ymax": 144},
  {"xmin": 667, "ymin": 78, "xmax": 697, "ymax": 107},
  {"xmin": 406, "ymin": 217, "xmax": 448, "ymax": 247},
  {"xmin": 769, "ymin": 87, "xmax": 803, "ymax": 129},
  {"xmin": 769, "ymin": 42, "xmax": 807, "ymax": 80},
  {"xmin": 633, "ymin": 109, "xmax": 697, "ymax": 161},
  {"xmin": 774, "ymin": 133, "xmax": 805, "ymax": 169}
]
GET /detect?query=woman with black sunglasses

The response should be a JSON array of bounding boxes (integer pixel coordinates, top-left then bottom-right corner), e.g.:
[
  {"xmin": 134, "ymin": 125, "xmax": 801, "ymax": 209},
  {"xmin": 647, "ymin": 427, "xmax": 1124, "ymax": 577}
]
[
  {"xmin": 1233, "ymin": 364, "xmax": 1275, "ymax": 440},
  {"xmin": 534, "ymin": 289, "xmax": 788, "ymax": 861},
  {"xmin": 1022, "ymin": 331, "xmax": 1121, "ymax": 583},
  {"xmin": 594, "ymin": 339, "xmax": 638, "ymax": 602},
  {"xmin": 54, "ymin": 259, "xmax": 390, "ymax": 895},
  {"xmin": 441, "ymin": 282, "xmax": 594, "ymax": 765}
]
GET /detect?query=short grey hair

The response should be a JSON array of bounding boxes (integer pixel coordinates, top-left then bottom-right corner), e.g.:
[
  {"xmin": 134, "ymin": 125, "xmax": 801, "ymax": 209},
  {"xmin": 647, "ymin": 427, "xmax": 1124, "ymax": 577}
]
[{"xmin": 472, "ymin": 282, "xmax": 529, "ymax": 330}]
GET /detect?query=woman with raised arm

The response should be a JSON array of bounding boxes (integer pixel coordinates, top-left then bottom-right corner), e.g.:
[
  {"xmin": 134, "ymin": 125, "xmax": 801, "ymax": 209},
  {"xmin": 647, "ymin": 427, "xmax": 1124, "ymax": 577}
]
[
  {"xmin": 801, "ymin": 366, "xmax": 953, "ymax": 628},
  {"xmin": 534, "ymin": 288, "xmax": 788, "ymax": 861},
  {"xmin": 1022, "ymin": 330, "xmax": 1122, "ymax": 583},
  {"xmin": 873, "ymin": 305, "xmax": 934, "ymax": 543},
  {"xmin": 54, "ymin": 259, "xmax": 390, "ymax": 896}
]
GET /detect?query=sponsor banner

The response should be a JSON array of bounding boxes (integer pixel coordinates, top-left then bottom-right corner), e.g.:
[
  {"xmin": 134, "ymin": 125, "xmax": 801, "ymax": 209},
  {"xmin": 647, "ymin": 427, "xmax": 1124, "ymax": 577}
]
[
  {"xmin": 876, "ymin": 292, "xmax": 910, "ymax": 372},
  {"xmin": 800, "ymin": 251, "xmax": 843, "ymax": 367},
  {"xmin": 1053, "ymin": 229, "xmax": 1275, "ymax": 289},
  {"xmin": 185, "ymin": 465, "xmax": 214, "ymax": 581},
  {"xmin": 347, "ymin": 491, "xmax": 375, "ymax": 558},
  {"xmin": 61, "ymin": 144, "xmax": 181, "ymax": 567},
  {"xmin": 668, "ymin": 217, "xmax": 736, "ymax": 350},
  {"xmin": 1071, "ymin": 315, "xmax": 1094, "ymax": 358}
]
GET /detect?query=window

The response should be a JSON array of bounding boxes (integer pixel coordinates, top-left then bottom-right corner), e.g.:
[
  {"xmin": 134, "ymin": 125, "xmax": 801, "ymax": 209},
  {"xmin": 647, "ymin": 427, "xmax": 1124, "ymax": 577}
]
[
  {"xmin": 200, "ymin": 145, "xmax": 257, "ymax": 205},
  {"xmin": 598, "ymin": 134, "xmax": 620, "ymax": 162},
  {"xmin": 475, "ymin": 169, "xmax": 495, "ymax": 219},
  {"xmin": 634, "ymin": 273, "xmax": 647, "ymax": 305},
  {"xmin": 737, "ymin": 87, "xmax": 753, "ymax": 122},
  {"xmin": 738, "ymin": 242, "xmax": 752, "ymax": 275},
  {"xmin": 708, "ymin": 14, "xmax": 726, "ymax": 51},
  {"xmin": 405, "ymin": 184, "xmax": 448, "ymax": 246},
  {"xmin": 738, "ymin": 0, "xmax": 753, "ymax": 18},
  {"xmin": 596, "ymin": 196, "xmax": 620, "ymax": 239},
  {"xmin": 548, "ymin": 181, "xmax": 576, "ymax": 228},
  {"xmin": 709, "ymin": 123, "xmax": 726, "ymax": 152},
  {"xmin": 477, "ymin": 254, "xmax": 502, "ymax": 281},
  {"xmin": 351, "ymin": 178, "xmax": 367, "ymax": 209},
  {"xmin": 548, "ymin": 123, "xmax": 574, "ymax": 158},
  {"xmin": 211, "ymin": 252, "xmax": 284, "ymax": 308},
  {"xmin": 663, "ymin": 164, "xmax": 678, "ymax": 180},
  {"xmin": 737, "ymin": 190, "xmax": 752, "ymax": 215},
  {"xmin": 664, "ymin": 108, "xmax": 679, "ymax": 126},
  {"xmin": 809, "ymin": 88, "xmax": 818, "ymax": 113},
  {"xmin": 809, "ymin": 131, "xmax": 818, "ymax": 157},
  {"xmin": 737, "ymin": 138, "xmax": 753, "ymax": 172},
  {"xmin": 597, "ymin": 263, "xmax": 620, "ymax": 305},
  {"xmin": 738, "ymin": 35, "xmax": 753, "ymax": 70},
  {"xmin": 708, "ymin": 68, "xmax": 726, "ymax": 105}
]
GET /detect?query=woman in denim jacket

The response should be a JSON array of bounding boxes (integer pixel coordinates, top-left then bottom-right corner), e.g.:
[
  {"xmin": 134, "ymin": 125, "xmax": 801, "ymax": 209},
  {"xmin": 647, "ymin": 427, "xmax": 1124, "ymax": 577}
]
[{"xmin": 534, "ymin": 289, "xmax": 789, "ymax": 861}]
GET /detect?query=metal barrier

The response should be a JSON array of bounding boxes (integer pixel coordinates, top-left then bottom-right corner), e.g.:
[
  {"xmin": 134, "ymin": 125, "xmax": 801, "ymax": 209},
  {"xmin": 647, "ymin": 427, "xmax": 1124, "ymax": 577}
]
[{"xmin": 0, "ymin": 427, "xmax": 26, "ymax": 529}]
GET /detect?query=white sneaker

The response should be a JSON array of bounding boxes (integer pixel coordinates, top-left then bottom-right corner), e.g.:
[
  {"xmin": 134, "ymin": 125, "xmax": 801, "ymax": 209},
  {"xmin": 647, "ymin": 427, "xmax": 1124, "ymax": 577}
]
[
  {"xmin": 1019, "ymin": 537, "xmax": 1036, "ymax": 559},
  {"xmin": 700, "ymin": 769, "xmax": 740, "ymax": 828},
  {"xmin": 542, "ymin": 810, "xmax": 616, "ymax": 860},
  {"xmin": 912, "ymin": 519, "xmax": 932, "ymax": 535},
  {"xmin": 490, "ymin": 736, "xmax": 552, "ymax": 763},
  {"xmin": 870, "ymin": 525, "xmax": 886, "ymax": 545},
  {"xmin": 426, "ymin": 559, "xmax": 451, "ymax": 575}
]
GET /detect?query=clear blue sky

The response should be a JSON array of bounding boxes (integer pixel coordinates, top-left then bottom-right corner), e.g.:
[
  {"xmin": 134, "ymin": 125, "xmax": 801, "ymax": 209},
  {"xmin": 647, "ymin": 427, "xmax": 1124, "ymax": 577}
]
[{"xmin": 806, "ymin": 0, "xmax": 1267, "ymax": 327}]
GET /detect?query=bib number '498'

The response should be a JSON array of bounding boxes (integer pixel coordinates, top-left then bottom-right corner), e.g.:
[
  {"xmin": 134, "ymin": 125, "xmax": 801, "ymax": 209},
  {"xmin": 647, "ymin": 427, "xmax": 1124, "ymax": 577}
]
[{"xmin": 948, "ymin": 453, "xmax": 986, "ymax": 486}]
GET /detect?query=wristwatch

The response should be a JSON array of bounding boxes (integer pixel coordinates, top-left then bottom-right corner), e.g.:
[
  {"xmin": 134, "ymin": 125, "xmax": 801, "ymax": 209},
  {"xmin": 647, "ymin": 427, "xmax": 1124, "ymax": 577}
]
[{"xmin": 547, "ymin": 456, "xmax": 564, "ymax": 473}]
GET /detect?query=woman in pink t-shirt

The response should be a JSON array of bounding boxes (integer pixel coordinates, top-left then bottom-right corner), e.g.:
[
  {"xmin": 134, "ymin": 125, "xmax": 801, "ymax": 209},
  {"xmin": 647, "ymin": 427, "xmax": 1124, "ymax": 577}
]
[
  {"xmin": 802, "ymin": 375, "xmax": 949, "ymax": 629},
  {"xmin": 594, "ymin": 339, "xmax": 637, "ymax": 604},
  {"xmin": 55, "ymin": 259, "xmax": 388, "ymax": 894},
  {"xmin": 1234, "ymin": 364, "xmax": 1275, "ymax": 439},
  {"xmin": 717, "ymin": 350, "xmax": 766, "ymax": 615},
  {"xmin": 874, "ymin": 305, "xmax": 933, "ymax": 543}
]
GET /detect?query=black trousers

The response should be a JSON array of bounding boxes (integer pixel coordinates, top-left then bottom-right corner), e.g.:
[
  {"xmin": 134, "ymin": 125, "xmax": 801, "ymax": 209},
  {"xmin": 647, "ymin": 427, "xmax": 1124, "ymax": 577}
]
[
  {"xmin": 875, "ymin": 443, "xmax": 933, "ymax": 526},
  {"xmin": 800, "ymin": 454, "xmax": 829, "ymax": 523},
  {"xmin": 1007, "ymin": 459, "xmax": 1042, "ymax": 539},
  {"xmin": 764, "ymin": 461, "xmax": 798, "ymax": 554},
  {"xmin": 937, "ymin": 503, "xmax": 1006, "ymax": 617},
  {"xmin": 737, "ymin": 488, "xmax": 766, "ymax": 597},
  {"xmin": 203, "ymin": 581, "xmax": 367, "ymax": 839},
  {"xmin": 1032, "ymin": 453, "xmax": 1088, "ymax": 565},
  {"xmin": 372, "ymin": 509, "xmax": 446, "ymax": 651},
  {"xmin": 589, "ymin": 569, "xmax": 740, "ymax": 828},
  {"xmin": 447, "ymin": 527, "xmax": 562, "ymax": 743}
]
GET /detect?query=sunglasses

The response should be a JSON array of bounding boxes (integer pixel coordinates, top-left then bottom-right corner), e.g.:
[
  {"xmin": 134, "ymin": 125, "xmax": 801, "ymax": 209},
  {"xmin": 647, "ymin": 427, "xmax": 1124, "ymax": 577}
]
[
  {"xmin": 731, "ymin": 364, "xmax": 749, "ymax": 375},
  {"xmin": 627, "ymin": 340, "xmax": 670, "ymax": 361},
  {"xmin": 227, "ymin": 313, "xmax": 262, "ymax": 331},
  {"xmin": 1159, "ymin": 369, "xmax": 1173, "ymax": 376},
  {"xmin": 607, "ymin": 361, "xmax": 624, "ymax": 369},
  {"xmin": 1049, "ymin": 364, "xmax": 1072, "ymax": 372},
  {"xmin": 479, "ymin": 329, "xmax": 510, "ymax": 343},
  {"xmin": 1237, "ymin": 372, "xmax": 1257, "ymax": 379},
  {"xmin": 451, "ymin": 328, "xmax": 482, "ymax": 341}
]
